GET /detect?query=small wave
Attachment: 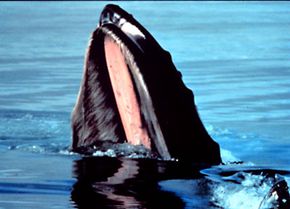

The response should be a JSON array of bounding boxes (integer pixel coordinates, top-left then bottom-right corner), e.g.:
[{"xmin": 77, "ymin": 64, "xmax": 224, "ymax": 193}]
[
  {"xmin": 0, "ymin": 180, "xmax": 74, "ymax": 195},
  {"xmin": 8, "ymin": 142, "xmax": 73, "ymax": 156},
  {"xmin": 0, "ymin": 110, "xmax": 70, "ymax": 144},
  {"xmin": 202, "ymin": 165, "xmax": 290, "ymax": 209}
]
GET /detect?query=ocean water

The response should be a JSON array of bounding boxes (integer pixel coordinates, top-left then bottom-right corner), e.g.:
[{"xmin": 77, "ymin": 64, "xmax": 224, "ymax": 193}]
[{"xmin": 0, "ymin": 2, "xmax": 290, "ymax": 209}]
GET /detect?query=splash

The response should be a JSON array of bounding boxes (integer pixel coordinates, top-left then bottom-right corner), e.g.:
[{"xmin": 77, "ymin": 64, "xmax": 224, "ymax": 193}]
[
  {"xmin": 91, "ymin": 143, "xmax": 161, "ymax": 159},
  {"xmin": 211, "ymin": 172, "xmax": 272, "ymax": 209},
  {"xmin": 203, "ymin": 166, "xmax": 290, "ymax": 209}
]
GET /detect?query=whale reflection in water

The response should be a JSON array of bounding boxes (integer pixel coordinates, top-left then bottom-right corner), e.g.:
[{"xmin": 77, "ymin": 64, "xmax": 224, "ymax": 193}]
[{"xmin": 71, "ymin": 157, "xmax": 209, "ymax": 209}]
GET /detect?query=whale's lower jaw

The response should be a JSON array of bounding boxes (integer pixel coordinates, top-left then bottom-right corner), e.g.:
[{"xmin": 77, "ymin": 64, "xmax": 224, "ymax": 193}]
[{"xmin": 71, "ymin": 4, "xmax": 221, "ymax": 165}]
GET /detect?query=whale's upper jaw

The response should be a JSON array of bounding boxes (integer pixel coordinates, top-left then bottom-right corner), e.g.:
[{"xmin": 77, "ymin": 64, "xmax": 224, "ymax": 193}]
[
  {"xmin": 99, "ymin": 4, "xmax": 161, "ymax": 52},
  {"xmin": 71, "ymin": 4, "xmax": 222, "ymax": 165},
  {"xmin": 99, "ymin": 5, "xmax": 147, "ymax": 39}
]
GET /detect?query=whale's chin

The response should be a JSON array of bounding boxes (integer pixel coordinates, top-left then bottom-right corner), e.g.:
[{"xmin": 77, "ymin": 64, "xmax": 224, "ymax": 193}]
[{"xmin": 71, "ymin": 4, "xmax": 221, "ymax": 165}]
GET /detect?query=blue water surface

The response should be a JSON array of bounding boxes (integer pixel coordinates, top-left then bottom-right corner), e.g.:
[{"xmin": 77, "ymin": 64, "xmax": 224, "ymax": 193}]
[{"xmin": 0, "ymin": 2, "xmax": 290, "ymax": 209}]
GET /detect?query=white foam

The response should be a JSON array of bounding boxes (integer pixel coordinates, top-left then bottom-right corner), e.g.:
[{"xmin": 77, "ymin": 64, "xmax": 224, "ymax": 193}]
[
  {"xmin": 211, "ymin": 173, "xmax": 273, "ymax": 209},
  {"xmin": 92, "ymin": 149, "xmax": 117, "ymax": 157},
  {"xmin": 220, "ymin": 148, "xmax": 240, "ymax": 164}
]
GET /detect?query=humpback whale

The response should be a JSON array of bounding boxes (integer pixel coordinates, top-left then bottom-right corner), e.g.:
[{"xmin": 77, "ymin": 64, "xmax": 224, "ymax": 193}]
[{"xmin": 71, "ymin": 4, "xmax": 221, "ymax": 165}]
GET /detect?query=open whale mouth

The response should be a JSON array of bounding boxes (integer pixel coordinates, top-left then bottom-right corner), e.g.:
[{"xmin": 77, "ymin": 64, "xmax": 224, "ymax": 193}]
[
  {"xmin": 87, "ymin": 4, "xmax": 171, "ymax": 159},
  {"xmin": 71, "ymin": 4, "xmax": 221, "ymax": 164}
]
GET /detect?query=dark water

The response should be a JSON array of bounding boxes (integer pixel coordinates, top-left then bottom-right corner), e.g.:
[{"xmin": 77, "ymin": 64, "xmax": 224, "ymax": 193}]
[{"xmin": 0, "ymin": 2, "xmax": 290, "ymax": 209}]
